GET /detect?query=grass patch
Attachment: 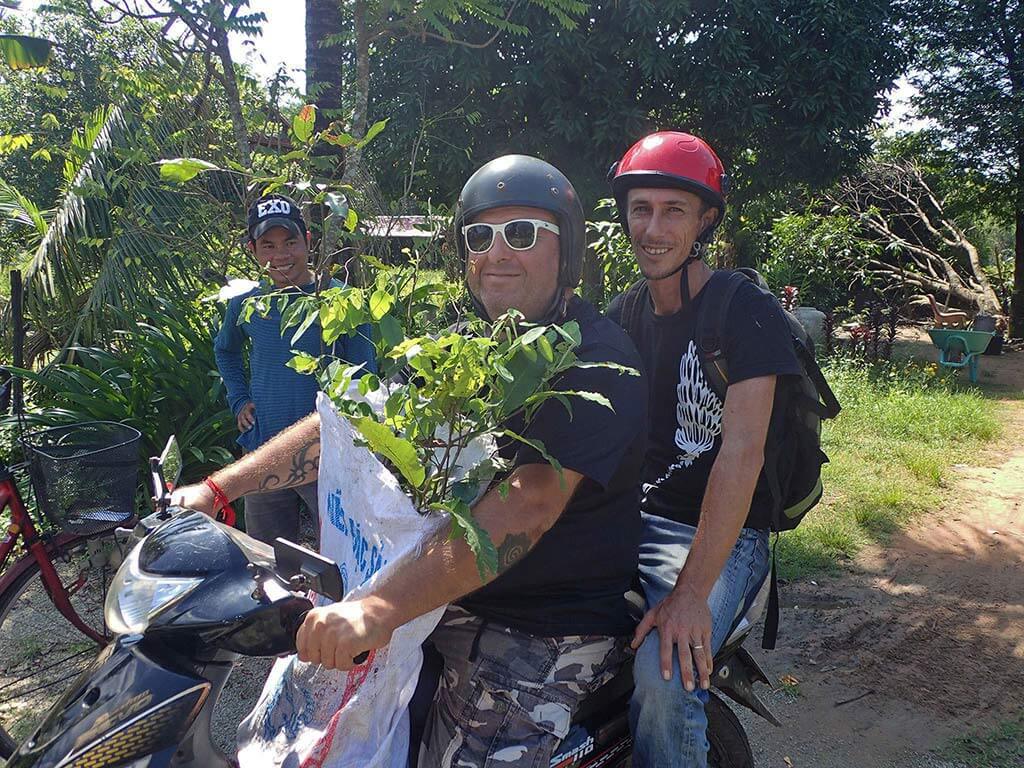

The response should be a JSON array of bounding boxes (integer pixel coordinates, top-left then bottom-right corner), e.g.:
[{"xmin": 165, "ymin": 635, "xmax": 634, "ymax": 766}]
[
  {"xmin": 941, "ymin": 715, "xmax": 1024, "ymax": 768},
  {"xmin": 777, "ymin": 357, "xmax": 1003, "ymax": 579}
]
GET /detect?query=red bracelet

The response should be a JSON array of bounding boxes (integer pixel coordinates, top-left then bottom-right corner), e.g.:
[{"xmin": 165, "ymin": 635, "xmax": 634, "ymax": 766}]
[{"xmin": 203, "ymin": 477, "xmax": 236, "ymax": 526}]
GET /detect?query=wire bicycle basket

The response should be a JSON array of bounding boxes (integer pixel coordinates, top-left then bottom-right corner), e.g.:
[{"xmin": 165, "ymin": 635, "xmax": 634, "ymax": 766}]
[{"xmin": 20, "ymin": 421, "xmax": 142, "ymax": 534}]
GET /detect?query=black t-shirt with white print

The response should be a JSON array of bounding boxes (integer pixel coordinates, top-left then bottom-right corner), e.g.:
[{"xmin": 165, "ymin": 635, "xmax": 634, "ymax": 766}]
[{"xmin": 607, "ymin": 278, "xmax": 802, "ymax": 530}]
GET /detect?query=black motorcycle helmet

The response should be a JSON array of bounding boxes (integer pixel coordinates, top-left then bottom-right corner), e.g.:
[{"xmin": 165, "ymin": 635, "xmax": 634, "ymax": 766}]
[{"xmin": 454, "ymin": 155, "xmax": 585, "ymax": 322}]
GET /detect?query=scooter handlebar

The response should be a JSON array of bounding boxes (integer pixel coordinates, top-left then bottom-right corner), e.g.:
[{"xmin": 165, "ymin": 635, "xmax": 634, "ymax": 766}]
[{"xmin": 286, "ymin": 609, "xmax": 370, "ymax": 665}]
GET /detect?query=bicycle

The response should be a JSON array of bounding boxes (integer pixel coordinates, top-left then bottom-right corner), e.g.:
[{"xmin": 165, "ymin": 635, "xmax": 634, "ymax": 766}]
[{"xmin": 0, "ymin": 421, "xmax": 141, "ymax": 758}]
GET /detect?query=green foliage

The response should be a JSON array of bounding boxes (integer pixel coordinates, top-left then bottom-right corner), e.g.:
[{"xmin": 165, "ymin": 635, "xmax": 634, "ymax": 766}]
[
  {"xmin": 0, "ymin": 10, "xmax": 161, "ymax": 224},
  {"xmin": 763, "ymin": 209, "xmax": 880, "ymax": 311},
  {"xmin": 158, "ymin": 157, "xmax": 220, "ymax": 183},
  {"xmin": 777, "ymin": 357, "xmax": 1001, "ymax": 578},
  {"xmin": 902, "ymin": 0, "xmax": 1024, "ymax": 331},
  {"xmin": 2, "ymin": 296, "xmax": 236, "ymax": 482},
  {"xmin": 0, "ymin": 178, "xmax": 46, "ymax": 241},
  {"xmin": 368, "ymin": 0, "xmax": 905, "ymax": 214},
  {"xmin": 585, "ymin": 199, "xmax": 638, "ymax": 310},
  {"xmin": 258, "ymin": 259, "xmax": 631, "ymax": 580},
  {"xmin": 6, "ymin": 103, "xmax": 242, "ymax": 362},
  {"xmin": 0, "ymin": 34, "xmax": 52, "ymax": 69},
  {"xmin": 905, "ymin": 0, "xmax": 1023, "ymax": 207}
]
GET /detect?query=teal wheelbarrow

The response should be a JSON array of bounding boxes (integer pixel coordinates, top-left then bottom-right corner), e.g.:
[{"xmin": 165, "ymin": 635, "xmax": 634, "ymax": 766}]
[{"xmin": 927, "ymin": 328, "xmax": 995, "ymax": 383}]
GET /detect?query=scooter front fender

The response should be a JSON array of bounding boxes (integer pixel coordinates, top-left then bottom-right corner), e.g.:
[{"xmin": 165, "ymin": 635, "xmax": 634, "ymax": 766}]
[{"xmin": 10, "ymin": 635, "xmax": 211, "ymax": 768}]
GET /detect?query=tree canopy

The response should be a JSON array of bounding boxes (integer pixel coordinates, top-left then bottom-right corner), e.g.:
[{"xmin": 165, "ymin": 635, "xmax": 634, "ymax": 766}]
[
  {"xmin": 904, "ymin": 0, "xmax": 1024, "ymax": 332},
  {"xmin": 367, "ymin": 0, "xmax": 906, "ymax": 219}
]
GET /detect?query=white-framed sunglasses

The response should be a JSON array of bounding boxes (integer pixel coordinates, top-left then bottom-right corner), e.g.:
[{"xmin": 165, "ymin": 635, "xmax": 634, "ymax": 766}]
[{"xmin": 462, "ymin": 218, "xmax": 561, "ymax": 254}]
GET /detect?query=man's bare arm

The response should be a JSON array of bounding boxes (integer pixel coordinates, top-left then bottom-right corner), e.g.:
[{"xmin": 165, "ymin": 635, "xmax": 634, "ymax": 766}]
[
  {"xmin": 676, "ymin": 375, "xmax": 774, "ymax": 598},
  {"xmin": 295, "ymin": 463, "xmax": 583, "ymax": 669},
  {"xmin": 377, "ymin": 462, "xmax": 581, "ymax": 627},
  {"xmin": 173, "ymin": 413, "xmax": 321, "ymax": 513}
]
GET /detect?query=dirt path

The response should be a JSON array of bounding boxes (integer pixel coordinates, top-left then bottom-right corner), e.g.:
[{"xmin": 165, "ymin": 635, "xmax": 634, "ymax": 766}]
[{"xmin": 738, "ymin": 337, "xmax": 1024, "ymax": 768}]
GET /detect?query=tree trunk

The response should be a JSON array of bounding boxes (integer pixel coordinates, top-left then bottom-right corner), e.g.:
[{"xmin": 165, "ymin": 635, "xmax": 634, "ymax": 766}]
[
  {"xmin": 1012, "ymin": 202, "xmax": 1024, "ymax": 337},
  {"xmin": 306, "ymin": 0, "xmax": 345, "ymax": 124},
  {"xmin": 305, "ymin": 0, "xmax": 346, "ymax": 260},
  {"xmin": 1011, "ymin": 134, "xmax": 1024, "ymax": 337},
  {"xmin": 342, "ymin": 0, "xmax": 369, "ymax": 184},
  {"xmin": 212, "ymin": 25, "xmax": 250, "ymax": 168}
]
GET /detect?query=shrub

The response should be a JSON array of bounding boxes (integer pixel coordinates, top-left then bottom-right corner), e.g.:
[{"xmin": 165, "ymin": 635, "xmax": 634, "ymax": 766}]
[
  {"xmin": 763, "ymin": 210, "xmax": 880, "ymax": 312},
  {"xmin": 4, "ymin": 295, "xmax": 236, "ymax": 483}
]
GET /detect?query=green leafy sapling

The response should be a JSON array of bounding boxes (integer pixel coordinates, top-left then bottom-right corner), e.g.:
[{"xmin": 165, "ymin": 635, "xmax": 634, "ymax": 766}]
[{"xmin": 246, "ymin": 260, "xmax": 635, "ymax": 580}]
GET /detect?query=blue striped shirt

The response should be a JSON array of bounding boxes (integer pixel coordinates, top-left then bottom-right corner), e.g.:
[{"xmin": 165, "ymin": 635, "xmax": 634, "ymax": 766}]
[{"xmin": 214, "ymin": 279, "xmax": 377, "ymax": 451}]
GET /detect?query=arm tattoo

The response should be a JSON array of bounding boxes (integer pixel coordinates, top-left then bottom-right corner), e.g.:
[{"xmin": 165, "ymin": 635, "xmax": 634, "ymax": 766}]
[
  {"xmin": 496, "ymin": 532, "xmax": 532, "ymax": 575},
  {"xmin": 285, "ymin": 437, "xmax": 320, "ymax": 486},
  {"xmin": 238, "ymin": 437, "xmax": 320, "ymax": 496}
]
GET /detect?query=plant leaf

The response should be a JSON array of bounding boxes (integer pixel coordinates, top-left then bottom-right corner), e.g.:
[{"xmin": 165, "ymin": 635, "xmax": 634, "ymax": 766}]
[
  {"xmin": 292, "ymin": 104, "xmax": 317, "ymax": 144},
  {"xmin": 446, "ymin": 500, "xmax": 498, "ymax": 580},
  {"xmin": 352, "ymin": 416, "xmax": 426, "ymax": 487},
  {"xmin": 287, "ymin": 351, "xmax": 319, "ymax": 374},
  {"xmin": 369, "ymin": 289, "xmax": 394, "ymax": 321},
  {"xmin": 519, "ymin": 326, "xmax": 546, "ymax": 346},
  {"xmin": 356, "ymin": 118, "xmax": 389, "ymax": 148},
  {"xmin": 378, "ymin": 313, "xmax": 404, "ymax": 349},
  {"xmin": 0, "ymin": 34, "xmax": 53, "ymax": 70},
  {"xmin": 158, "ymin": 157, "xmax": 220, "ymax": 183}
]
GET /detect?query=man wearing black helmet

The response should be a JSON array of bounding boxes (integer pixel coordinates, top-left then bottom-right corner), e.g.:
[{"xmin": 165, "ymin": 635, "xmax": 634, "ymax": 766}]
[
  {"xmin": 176, "ymin": 157, "xmax": 647, "ymax": 766},
  {"xmin": 607, "ymin": 133, "xmax": 801, "ymax": 768}
]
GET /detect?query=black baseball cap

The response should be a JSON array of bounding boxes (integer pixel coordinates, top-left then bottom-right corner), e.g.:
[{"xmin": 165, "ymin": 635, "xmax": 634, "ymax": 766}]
[{"xmin": 247, "ymin": 194, "xmax": 306, "ymax": 241}]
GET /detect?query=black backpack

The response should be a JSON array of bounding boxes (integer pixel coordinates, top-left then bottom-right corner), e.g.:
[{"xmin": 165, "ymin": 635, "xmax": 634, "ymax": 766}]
[{"xmin": 619, "ymin": 269, "xmax": 842, "ymax": 647}]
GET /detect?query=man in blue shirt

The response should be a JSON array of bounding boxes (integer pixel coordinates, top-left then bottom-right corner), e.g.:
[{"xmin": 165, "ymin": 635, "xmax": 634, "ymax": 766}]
[{"xmin": 214, "ymin": 193, "xmax": 376, "ymax": 544}]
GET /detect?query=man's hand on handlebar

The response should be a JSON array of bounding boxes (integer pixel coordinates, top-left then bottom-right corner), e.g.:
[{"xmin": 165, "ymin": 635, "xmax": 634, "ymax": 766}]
[
  {"xmin": 170, "ymin": 483, "xmax": 216, "ymax": 516},
  {"xmin": 296, "ymin": 597, "xmax": 392, "ymax": 671}
]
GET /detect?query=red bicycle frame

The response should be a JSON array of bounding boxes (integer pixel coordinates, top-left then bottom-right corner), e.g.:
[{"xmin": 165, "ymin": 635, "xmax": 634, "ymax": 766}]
[{"xmin": 0, "ymin": 473, "xmax": 107, "ymax": 643}]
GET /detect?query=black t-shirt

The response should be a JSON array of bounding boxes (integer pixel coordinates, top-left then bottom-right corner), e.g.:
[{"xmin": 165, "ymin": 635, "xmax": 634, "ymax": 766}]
[
  {"xmin": 607, "ymin": 278, "xmax": 801, "ymax": 530},
  {"xmin": 458, "ymin": 297, "xmax": 647, "ymax": 637}
]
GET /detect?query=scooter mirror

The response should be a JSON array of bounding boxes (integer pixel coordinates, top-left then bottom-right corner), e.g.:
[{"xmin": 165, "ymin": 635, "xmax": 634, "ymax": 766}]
[
  {"xmin": 159, "ymin": 435, "xmax": 183, "ymax": 490},
  {"xmin": 149, "ymin": 435, "xmax": 181, "ymax": 511},
  {"xmin": 273, "ymin": 538, "xmax": 344, "ymax": 601}
]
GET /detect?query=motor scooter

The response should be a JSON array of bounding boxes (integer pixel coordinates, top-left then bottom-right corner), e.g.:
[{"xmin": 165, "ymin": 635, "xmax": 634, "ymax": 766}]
[{"xmin": 10, "ymin": 437, "xmax": 779, "ymax": 768}]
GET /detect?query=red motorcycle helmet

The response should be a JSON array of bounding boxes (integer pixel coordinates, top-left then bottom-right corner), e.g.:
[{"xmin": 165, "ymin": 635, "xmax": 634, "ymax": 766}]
[{"xmin": 609, "ymin": 131, "xmax": 728, "ymax": 241}]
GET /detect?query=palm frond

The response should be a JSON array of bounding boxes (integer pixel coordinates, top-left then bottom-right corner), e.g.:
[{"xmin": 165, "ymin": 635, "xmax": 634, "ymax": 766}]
[
  {"xmin": 0, "ymin": 178, "xmax": 48, "ymax": 243},
  {"xmin": 7, "ymin": 99, "xmax": 243, "ymax": 364}
]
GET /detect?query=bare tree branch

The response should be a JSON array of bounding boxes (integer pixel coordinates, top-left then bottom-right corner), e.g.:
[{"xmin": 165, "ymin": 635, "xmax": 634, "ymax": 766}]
[{"xmin": 830, "ymin": 158, "xmax": 1003, "ymax": 313}]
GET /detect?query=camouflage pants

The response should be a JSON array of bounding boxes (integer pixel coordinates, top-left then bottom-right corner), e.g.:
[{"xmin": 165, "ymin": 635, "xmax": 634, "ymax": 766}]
[{"xmin": 418, "ymin": 605, "xmax": 630, "ymax": 768}]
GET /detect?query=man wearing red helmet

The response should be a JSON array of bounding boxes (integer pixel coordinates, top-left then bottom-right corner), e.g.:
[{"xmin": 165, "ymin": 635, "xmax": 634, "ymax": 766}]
[{"xmin": 608, "ymin": 132, "xmax": 802, "ymax": 767}]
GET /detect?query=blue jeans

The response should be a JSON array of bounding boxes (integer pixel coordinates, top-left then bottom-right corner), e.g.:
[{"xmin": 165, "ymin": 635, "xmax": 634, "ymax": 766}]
[
  {"xmin": 629, "ymin": 513, "xmax": 769, "ymax": 768},
  {"xmin": 242, "ymin": 481, "xmax": 319, "ymax": 546}
]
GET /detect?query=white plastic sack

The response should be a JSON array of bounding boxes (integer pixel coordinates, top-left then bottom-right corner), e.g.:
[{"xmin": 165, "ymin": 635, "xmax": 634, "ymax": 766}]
[{"xmin": 237, "ymin": 393, "xmax": 449, "ymax": 768}]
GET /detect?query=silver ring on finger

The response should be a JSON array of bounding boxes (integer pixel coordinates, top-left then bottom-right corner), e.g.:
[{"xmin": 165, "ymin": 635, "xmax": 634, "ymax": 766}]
[{"xmin": 692, "ymin": 644, "xmax": 704, "ymax": 650}]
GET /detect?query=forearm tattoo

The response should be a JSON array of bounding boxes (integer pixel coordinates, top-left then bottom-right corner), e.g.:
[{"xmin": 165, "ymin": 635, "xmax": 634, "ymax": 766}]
[
  {"xmin": 240, "ymin": 436, "xmax": 320, "ymax": 496},
  {"xmin": 496, "ymin": 532, "xmax": 532, "ymax": 575},
  {"xmin": 286, "ymin": 437, "xmax": 320, "ymax": 486}
]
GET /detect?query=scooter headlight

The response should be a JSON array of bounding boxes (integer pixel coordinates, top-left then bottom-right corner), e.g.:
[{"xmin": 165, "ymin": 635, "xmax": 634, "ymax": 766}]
[{"xmin": 104, "ymin": 544, "xmax": 203, "ymax": 635}]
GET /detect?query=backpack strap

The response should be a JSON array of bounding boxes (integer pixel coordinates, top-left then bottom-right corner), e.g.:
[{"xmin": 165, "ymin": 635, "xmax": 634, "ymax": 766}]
[
  {"xmin": 762, "ymin": 537, "xmax": 781, "ymax": 650},
  {"xmin": 619, "ymin": 278, "xmax": 650, "ymax": 340},
  {"xmin": 694, "ymin": 270, "xmax": 751, "ymax": 398},
  {"xmin": 799, "ymin": 346, "xmax": 842, "ymax": 419}
]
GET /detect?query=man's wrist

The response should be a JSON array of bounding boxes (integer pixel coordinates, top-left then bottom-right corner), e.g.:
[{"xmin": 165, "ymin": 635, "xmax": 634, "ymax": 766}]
[
  {"xmin": 360, "ymin": 595, "xmax": 399, "ymax": 638},
  {"xmin": 672, "ymin": 574, "xmax": 712, "ymax": 603}
]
